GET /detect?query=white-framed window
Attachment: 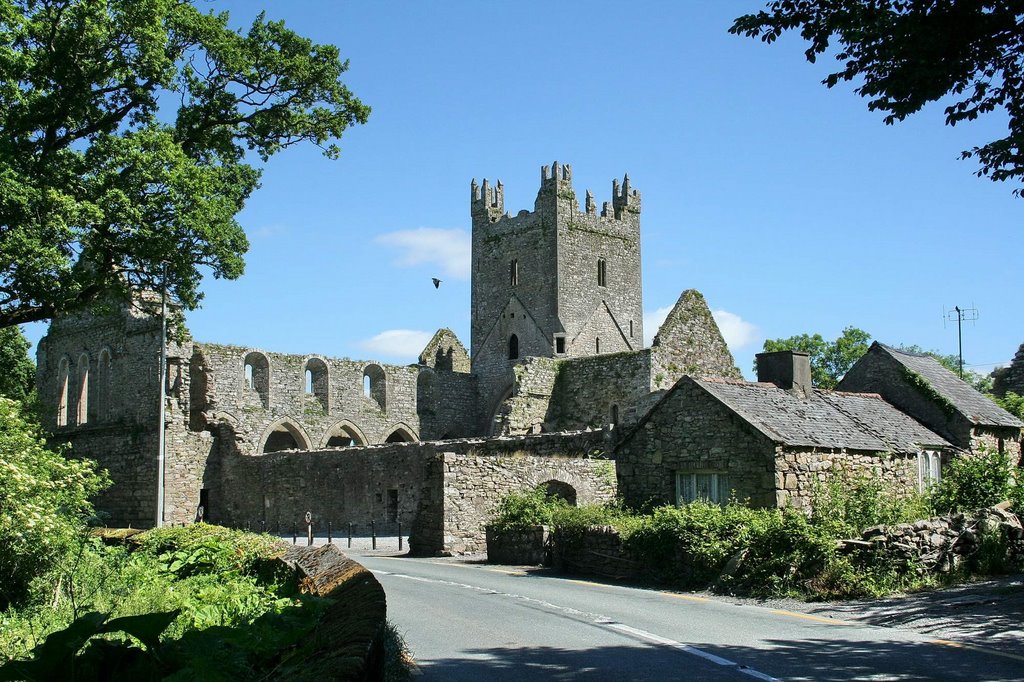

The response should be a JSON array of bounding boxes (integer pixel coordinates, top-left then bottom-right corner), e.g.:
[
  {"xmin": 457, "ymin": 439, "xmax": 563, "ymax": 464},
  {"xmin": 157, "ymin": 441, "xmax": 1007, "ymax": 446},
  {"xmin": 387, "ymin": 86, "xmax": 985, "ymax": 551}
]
[
  {"xmin": 676, "ymin": 471, "xmax": 731, "ymax": 505},
  {"xmin": 917, "ymin": 450, "xmax": 942, "ymax": 491}
]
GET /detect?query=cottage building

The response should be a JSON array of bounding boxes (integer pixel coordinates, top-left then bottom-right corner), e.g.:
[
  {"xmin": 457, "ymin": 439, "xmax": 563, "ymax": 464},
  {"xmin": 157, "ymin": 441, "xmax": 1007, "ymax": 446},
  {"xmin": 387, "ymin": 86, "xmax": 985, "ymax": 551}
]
[
  {"xmin": 616, "ymin": 351, "xmax": 953, "ymax": 510},
  {"xmin": 838, "ymin": 343, "xmax": 1022, "ymax": 463}
]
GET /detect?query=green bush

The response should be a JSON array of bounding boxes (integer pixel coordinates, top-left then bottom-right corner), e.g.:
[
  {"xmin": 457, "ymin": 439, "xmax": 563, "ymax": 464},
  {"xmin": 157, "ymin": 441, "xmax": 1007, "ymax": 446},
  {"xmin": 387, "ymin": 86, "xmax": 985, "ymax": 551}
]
[
  {"xmin": 930, "ymin": 448, "xmax": 1013, "ymax": 514},
  {"xmin": 0, "ymin": 398, "xmax": 109, "ymax": 608},
  {"xmin": 810, "ymin": 467, "xmax": 931, "ymax": 536},
  {"xmin": 488, "ymin": 487, "xmax": 569, "ymax": 531}
]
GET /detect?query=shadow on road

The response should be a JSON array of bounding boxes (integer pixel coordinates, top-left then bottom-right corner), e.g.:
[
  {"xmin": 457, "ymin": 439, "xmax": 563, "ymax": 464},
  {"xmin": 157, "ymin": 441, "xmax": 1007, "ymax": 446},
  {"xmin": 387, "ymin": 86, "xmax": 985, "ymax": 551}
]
[{"xmin": 416, "ymin": 636, "xmax": 1021, "ymax": 681}]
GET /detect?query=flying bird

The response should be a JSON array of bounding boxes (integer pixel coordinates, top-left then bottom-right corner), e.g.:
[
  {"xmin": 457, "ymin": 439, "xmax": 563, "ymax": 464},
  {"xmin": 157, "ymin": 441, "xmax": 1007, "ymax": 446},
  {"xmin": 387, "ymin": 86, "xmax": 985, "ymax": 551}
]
[{"xmin": 432, "ymin": 278, "xmax": 442, "ymax": 289}]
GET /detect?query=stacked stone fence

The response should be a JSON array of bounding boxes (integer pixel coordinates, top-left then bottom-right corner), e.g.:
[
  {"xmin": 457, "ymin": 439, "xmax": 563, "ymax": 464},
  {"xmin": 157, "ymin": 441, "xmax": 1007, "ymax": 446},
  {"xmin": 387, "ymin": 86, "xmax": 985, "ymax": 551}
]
[
  {"xmin": 846, "ymin": 504, "xmax": 1023, "ymax": 574},
  {"xmin": 485, "ymin": 525, "xmax": 550, "ymax": 565}
]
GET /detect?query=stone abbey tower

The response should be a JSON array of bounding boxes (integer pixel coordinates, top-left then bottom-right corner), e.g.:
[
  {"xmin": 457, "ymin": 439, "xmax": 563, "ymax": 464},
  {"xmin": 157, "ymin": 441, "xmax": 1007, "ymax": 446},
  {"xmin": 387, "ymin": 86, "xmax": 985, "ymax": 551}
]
[{"xmin": 471, "ymin": 162, "xmax": 645, "ymax": 417}]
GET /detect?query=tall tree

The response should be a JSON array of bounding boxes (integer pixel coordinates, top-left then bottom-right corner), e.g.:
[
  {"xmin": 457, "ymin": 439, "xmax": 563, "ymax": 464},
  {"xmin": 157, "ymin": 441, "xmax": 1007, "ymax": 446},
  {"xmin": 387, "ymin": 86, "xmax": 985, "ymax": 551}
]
[
  {"xmin": 0, "ymin": 326, "xmax": 34, "ymax": 403},
  {"xmin": 731, "ymin": 1, "xmax": 1024, "ymax": 195},
  {"xmin": 757, "ymin": 326, "xmax": 871, "ymax": 388},
  {"xmin": 0, "ymin": 0, "xmax": 369, "ymax": 328}
]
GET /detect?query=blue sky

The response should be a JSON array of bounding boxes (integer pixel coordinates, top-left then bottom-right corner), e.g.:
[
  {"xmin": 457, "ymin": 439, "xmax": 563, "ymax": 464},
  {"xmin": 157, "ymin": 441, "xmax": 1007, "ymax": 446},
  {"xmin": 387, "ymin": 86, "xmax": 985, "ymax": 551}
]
[{"xmin": 24, "ymin": 1, "xmax": 1023, "ymax": 379}]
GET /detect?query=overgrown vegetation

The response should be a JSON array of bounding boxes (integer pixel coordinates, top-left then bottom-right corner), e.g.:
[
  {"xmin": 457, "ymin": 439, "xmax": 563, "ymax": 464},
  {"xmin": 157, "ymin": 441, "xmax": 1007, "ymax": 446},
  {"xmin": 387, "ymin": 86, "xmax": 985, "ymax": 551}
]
[
  {"xmin": 0, "ymin": 525, "xmax": 338, "ymax": 680},
  {"xmin": 0, "ymin": 398, "xmax": 109, "ymax": 609},
  {"xmin": 492, "ymin": 458, "xmax": 1024, "ymax": 600}
]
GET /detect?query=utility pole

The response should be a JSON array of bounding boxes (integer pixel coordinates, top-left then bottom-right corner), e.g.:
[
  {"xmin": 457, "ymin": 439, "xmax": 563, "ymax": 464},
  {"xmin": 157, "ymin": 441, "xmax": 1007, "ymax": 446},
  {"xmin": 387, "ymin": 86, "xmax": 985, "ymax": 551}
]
[
  {"xmin": 156, "ymin": 263, "xmax": 168, "ymax": 527},
  {"xmin": 944, "ymin": 305, "xmax": 979, "ymax": 379}
]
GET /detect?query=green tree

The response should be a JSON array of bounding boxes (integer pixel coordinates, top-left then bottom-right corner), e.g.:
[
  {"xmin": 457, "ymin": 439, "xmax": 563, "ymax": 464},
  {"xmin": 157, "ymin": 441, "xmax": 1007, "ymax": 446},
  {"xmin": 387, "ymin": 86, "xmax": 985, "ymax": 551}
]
[
  {"xmin": 731, "ymin": 2, "xmax": 1024, "ymax": 195},
  {"xmin": 757, "ymin": 326, "xmax": 870, "ymax": 388},
  {"xmin": 0, "ymin": 326, "xmax": 35, "ymax": 403},
  {"xmin": 0, "ymin": 0, "xmax": 369, "ymax": 328},
  {"xmin": 0, "ymin": 397, "xmax": 109, "ymax": 608}
]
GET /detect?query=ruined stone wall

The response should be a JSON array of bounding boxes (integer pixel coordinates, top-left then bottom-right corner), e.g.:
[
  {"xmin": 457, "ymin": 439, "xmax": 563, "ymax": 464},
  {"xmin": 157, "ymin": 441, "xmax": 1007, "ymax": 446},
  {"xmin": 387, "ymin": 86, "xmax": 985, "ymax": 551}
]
[
  {"xmin": 441, "ymin": 432, "xmax": 617, "ymax": 554},
  {"xmin": 614, "ymin": 378, "xmax": 777, "ymax": 508},
  {"xmin": 35, "ymin": 305, "xmax": 166, "ymax": 526},
  {"xmin": 650, "ymin": 289, "xmax": 741, "ymax": 390},
  {"xmin": 192, "ymin": 343, "xmax": 474, "ymax": 451},
  {"xmin": 550, "ymin": 350, "xmax": 653, "ymax": 431},
  {"xmin": 212, "ymin": 430, "xmax": 614, "ymax": 555}
]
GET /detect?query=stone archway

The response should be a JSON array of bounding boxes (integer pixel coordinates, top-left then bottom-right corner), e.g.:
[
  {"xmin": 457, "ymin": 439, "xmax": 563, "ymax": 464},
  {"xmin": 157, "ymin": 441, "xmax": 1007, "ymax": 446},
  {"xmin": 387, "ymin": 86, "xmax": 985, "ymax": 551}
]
[{"xmin": 258, "ymin": 419, "xmax": 312, "ymax": 453}]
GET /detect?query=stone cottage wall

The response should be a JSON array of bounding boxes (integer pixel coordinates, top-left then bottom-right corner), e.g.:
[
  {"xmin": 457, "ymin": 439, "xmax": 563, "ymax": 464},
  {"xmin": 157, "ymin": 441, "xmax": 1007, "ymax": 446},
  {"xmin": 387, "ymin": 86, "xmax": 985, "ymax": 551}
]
[
  {"xmin": 775, "ymin": 449, "xmax": 919, "ymax": 510},
  {"xmin": 614, "ymin": 378, "xmax": 777, "ymax": 508}
]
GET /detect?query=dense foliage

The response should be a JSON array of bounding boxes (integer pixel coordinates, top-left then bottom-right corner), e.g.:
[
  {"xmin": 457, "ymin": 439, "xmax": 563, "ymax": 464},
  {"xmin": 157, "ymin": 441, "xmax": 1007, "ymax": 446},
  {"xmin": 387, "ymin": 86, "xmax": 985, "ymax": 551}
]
[
  {"xmin": 0, "ymin": 0, "xmax": 370, "ymax": 328},
  {"xmin": 731, "ymin": 1, "xmax": 1024, "ymax": 196},
  {"xmin": 0, "ymin": 525, "xmax": 333, "ymax": 680},
  {"xmin": 930, "ymin": 447, "xmax": 1021, "ymax": 514},
  {"xmin": 491, "ymin": 462, "xmax": 1023, "ymax": 600},
  {"xmin": 0, "ymin": 327, "xmax": 35, "ymax": 404},
  {"xmin": 0, "ymin": 397, "xmax": 108, "ymax": 608}
]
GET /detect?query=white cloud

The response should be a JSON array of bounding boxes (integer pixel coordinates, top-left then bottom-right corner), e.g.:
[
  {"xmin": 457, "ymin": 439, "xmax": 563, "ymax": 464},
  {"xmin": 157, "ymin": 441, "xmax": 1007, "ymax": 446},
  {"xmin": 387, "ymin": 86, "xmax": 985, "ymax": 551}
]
[
  {"xmin": 375, "ymin": 227, "xmax": 471, "ymax": 279},
  {"xmin": 643, "ymin": 306, "xmax": 758, "ymax": 351},
  {"xmin": 248, "ymin": 222, "xmax": 290, "ymax": 240},
  {"xmin": 643, "ymin": 306, "xmax": 673, "ymax": 347},
  {"xmin": 356, "ymin": 329, "xmax": 434, "ymax": 360},
  {"xmin": 712, "ymin": 310, "xmax": 759, "ymax": 350}
]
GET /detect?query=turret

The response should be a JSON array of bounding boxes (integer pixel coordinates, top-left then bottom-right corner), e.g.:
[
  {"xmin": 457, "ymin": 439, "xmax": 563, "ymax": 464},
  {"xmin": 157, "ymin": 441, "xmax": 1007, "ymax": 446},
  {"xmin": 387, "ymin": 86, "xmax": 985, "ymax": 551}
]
[
  {"xmin": 471, "ymin": 178, "xmax": 504, "ymax": 226},
  {"xmin": 610, "ymin": 173, "xmax": 641, "ymax": 220}
]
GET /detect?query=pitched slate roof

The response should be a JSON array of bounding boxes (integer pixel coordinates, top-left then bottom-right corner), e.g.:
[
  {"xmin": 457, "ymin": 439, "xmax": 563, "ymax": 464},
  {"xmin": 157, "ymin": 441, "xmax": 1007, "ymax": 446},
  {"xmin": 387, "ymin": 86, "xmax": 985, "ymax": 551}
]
[
  {"xmin": 693, "ymin": 378, "xmax": 951, "ymax": 452},
  {"xmin": 876, "ymin": 344, "xmax": 1023, "ymax": 429}
]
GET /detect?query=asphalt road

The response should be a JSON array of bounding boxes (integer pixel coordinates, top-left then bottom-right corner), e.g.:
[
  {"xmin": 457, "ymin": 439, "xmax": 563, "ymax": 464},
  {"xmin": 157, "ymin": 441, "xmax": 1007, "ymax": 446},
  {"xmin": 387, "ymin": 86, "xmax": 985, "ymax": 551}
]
[{"xmin": 351, "ymin": 552, "xmax": 1024, "ymax": 681}]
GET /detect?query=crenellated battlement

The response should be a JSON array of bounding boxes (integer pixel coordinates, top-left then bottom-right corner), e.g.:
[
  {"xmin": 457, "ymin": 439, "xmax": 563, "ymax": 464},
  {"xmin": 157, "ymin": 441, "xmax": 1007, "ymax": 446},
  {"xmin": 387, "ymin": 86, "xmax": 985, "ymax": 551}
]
[
  {"xmin": 471, "ymin": 178, "xmax": 505, "ymax": 223},
  {"xmin": 609, "ymin": 173, "xmax": 641, "ymax": 220},
  {"xmin": 472, "ymin": 161, "xmax": 640, "ymax": 230}
]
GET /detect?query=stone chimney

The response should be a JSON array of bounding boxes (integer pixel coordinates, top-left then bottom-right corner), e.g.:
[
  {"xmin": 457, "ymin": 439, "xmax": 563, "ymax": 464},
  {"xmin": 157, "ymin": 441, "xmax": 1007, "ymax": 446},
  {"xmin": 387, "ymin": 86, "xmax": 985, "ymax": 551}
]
[{"xmin": 756, "ymin": 350, "xmax": 812, "ymax": 399}]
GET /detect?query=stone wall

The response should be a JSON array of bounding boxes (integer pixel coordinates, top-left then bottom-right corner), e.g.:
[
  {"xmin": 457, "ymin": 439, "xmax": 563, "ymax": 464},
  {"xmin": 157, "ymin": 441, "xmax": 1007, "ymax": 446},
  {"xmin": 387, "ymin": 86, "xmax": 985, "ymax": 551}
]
[
  {"xmin": 553, "ymin": 525, "xmax": 642, "ymax": 580},
  {"xmin": 211, "ymin": 429, "xmax": 615, "ymax": 555},
  {"xmin": 853, "ymin": 505, "xmax": 1023, "ymax": 574},
  {"xmin": 970, "ymin": 428, "xmax": 1023, "ymax": 467},
  {"xmin": 550, "ymin": 350, "xmax": 653, "ymax": 430},
  {"xmin": 485, "ymin": 525, "xmax": 550, "ymax": 565}
]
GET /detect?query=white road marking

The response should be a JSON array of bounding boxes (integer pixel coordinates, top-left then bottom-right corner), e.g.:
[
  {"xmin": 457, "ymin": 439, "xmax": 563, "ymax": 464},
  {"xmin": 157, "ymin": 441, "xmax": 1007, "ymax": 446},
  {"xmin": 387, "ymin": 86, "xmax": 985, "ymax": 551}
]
[{"xmin": 374, "ymin": 569, "xmax": 781, "ymax": 681}]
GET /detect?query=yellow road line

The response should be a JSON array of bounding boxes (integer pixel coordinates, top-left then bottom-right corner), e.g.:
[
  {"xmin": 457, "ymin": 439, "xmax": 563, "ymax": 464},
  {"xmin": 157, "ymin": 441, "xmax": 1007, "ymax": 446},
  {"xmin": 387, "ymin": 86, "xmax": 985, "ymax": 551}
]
[
  {"xmin": 768, "ymin": 609, "xmax": 855, "ymax": 626},
  {"xmin": 931, "ymin": 639, "xmax": 1024, "ymax": 663}
]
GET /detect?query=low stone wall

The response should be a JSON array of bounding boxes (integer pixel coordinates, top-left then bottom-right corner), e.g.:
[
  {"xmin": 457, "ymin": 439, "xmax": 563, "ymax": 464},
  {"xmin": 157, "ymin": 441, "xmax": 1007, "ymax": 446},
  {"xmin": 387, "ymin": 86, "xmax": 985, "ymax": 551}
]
[
  {"xmin": 485, "ymin": 525, "xmax": 550, "ymax": 565},
  {"xmin": 553, "ymin": 525, "xmax": 641, "ymax": 580},
  {"xmin": 276, "ymin": 544, "xmax": 388, "ymax": 681},
  {"xmin": 852, "ymin": 505, "xmax": 1023, "ymax": 573}
]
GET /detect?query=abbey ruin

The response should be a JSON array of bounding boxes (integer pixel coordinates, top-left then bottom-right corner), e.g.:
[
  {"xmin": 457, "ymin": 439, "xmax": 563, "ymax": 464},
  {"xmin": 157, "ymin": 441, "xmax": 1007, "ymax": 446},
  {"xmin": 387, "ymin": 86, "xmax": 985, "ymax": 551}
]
[{"xmin": 37, "ymin": 162, "xmax": 1022, "ymax": 554}]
